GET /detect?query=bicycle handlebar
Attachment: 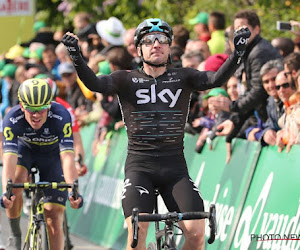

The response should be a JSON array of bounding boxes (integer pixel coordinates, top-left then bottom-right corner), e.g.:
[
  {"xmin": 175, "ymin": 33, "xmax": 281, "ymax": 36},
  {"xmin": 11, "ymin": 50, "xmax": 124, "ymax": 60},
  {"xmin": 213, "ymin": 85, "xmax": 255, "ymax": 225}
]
[
  {"xmin": 5, "ymin": 178, "xmax": 80, "ymax": 200},
  {"xmin": 131, "ymin": 204, "xmax": 217, "ymax": 247}
]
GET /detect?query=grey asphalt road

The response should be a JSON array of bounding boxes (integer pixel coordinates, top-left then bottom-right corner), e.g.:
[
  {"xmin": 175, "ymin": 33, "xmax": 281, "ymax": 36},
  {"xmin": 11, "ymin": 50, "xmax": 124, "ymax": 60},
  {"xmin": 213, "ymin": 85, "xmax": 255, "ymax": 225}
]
[{"xmin": 0, "ymin": 209, "xmax": 109, "ymax": 250}]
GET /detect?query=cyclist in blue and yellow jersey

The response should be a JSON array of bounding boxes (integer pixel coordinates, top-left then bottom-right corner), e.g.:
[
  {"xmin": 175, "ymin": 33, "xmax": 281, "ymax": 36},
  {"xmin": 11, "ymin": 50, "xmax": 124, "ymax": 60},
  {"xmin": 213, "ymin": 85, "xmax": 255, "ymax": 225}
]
[
  {"xmin": 62, "ymin": 18, "xmax": 251, "ymax": 250},
  {"xmin": 0, "ymin": 78, "xmax": 83, "ymax": 250}
]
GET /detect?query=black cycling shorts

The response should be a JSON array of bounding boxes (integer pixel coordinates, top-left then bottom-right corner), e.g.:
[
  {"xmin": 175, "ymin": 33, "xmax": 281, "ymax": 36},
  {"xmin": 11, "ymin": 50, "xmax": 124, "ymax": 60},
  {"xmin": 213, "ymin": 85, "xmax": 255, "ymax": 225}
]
[
  {"xmin": 17, "ymin": 143, "xmax": 68, "ymax": 206},
  {"xmin": 122, "ymin": 153, "xmax": 204, "ymax": 218}
]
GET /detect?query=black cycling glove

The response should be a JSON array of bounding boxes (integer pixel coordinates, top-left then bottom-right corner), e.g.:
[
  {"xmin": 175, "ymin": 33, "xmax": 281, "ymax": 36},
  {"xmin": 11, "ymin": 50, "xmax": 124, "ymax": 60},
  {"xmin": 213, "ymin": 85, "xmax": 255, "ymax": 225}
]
[
  {"xmin": 68, "ymin": 192, "xmax": 84, "ymax": 209},
  {"xmin": 233, "ymin": 27, "xmax": 251, "ymax": 57},
  {"xmin": 61, "ymin": 34, "xmax": 82, "ymax": 65}
]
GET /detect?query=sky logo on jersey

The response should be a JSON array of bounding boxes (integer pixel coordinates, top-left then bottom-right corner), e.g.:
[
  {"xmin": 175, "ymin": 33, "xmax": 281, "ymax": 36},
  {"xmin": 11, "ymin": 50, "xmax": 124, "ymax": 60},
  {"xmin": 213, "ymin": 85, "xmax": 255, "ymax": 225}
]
[{"xmin": 136, "ymin": 84, "xmax": 182, "ymax": 108}]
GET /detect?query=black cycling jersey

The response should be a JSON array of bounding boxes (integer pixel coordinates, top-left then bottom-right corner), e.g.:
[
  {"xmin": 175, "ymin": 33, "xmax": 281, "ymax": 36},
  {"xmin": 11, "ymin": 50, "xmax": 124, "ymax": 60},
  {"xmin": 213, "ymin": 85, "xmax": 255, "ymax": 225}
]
[{"xmin": 74, "ymin": 53, "xmax": 241, "ymax": 156}]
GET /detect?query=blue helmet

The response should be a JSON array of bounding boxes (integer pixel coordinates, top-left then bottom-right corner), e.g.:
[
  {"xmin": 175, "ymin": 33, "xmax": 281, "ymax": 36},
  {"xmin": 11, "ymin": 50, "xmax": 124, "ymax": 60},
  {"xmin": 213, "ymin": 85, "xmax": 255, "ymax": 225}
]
[{"xmin": 134, "ymin": 18, "xmax": 173, "ymax": 48}]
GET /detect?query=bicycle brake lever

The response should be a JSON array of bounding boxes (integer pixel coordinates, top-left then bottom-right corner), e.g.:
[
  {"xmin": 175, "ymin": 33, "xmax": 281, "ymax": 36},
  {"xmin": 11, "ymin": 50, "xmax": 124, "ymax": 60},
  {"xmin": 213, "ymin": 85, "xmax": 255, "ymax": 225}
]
[
  {"xmin": 208, "ymin": 204, "xmax": 217, "ymax": 244},
  {"xmin": 72, "ymin": 180, "xmax": 79, "ymax": 200},
  {"xmin": 131, "ymin": 208, "xmax": 139, "ymax": 248},
  {"xmin": 5, "ymin": 179, "xmax": 13, "ymax": 200}
]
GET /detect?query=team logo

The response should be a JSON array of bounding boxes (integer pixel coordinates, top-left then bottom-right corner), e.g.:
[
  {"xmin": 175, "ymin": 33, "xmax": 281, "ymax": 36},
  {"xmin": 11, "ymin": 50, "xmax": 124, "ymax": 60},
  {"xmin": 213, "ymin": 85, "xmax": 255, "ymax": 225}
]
[
  {"xmin": 132, "ymin": 78, "xmax": 139, "ymax": 83},
  {"xmin": 135, "ymin": 186, "xmax": 149, "ymax": 196},
  {"xmin": 122, "ymin": 178, "xmax": 132, "ymax": 200},
  {"xmin": 63, "ymin": 123, "xmax": 72, "ymax": 138},
  {"xmin": 136, "ymin": 84, "xmax": 182, "ymax": 108},
  {"xmin": 3, "ymin": 127, "xmax": 14, "ymax": 141}
]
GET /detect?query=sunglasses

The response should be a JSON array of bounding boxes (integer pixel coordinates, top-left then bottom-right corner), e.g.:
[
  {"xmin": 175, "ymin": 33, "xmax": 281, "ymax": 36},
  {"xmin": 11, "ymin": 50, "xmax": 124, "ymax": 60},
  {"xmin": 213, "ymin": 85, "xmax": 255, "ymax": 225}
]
[
  {"xmin": 284, "ymin": 71, "xmax": 292, "ymax": 78},
  {"xmin": 62, "ymin": 73, "xmax": 73, "ymax": 78},
  {"xmin": 140, "ymin": 34, "xmax": 171, "ymax": 46},
  {"xmin": 262, "ymin": 77, "xmax": 276, "ymax": 84},
  {"xmin": 23, "ymin": 104, "xmax": 51, "ymax": 114},
  {"xmin": 275, "ymin": 82, "xmax": 290, "ymax": 90}
]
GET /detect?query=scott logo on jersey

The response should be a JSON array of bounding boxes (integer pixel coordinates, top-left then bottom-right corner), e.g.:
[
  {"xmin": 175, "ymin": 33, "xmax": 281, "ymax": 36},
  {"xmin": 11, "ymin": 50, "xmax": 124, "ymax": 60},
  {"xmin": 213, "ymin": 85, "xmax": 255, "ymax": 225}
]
[{"xmin": 136, "ymin": 84, "xmax": 182, "ymax": 108}]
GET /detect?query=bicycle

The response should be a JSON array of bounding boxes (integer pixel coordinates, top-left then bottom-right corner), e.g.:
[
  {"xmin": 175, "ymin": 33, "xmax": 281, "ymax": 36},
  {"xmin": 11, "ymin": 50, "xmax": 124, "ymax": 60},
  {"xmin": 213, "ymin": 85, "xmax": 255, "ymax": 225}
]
[
  {"xmin": 5, "ymin": 174, "xmax": 79, "ymax": 250},
  {"xmin": 131, "ymin": 189, "xmax": 217, "ymax": 250}
]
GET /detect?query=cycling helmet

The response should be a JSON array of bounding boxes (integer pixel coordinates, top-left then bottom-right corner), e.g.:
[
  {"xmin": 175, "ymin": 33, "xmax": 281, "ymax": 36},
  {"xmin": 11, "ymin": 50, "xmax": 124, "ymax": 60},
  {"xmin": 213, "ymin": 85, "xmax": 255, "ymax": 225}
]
[
  {"xmin": 18, "ymin": 78, "xmax": 53, "ymax": 107},
  {"xmin": 134, "ymin": 18, "xmax": 173, "ymax": 48}
]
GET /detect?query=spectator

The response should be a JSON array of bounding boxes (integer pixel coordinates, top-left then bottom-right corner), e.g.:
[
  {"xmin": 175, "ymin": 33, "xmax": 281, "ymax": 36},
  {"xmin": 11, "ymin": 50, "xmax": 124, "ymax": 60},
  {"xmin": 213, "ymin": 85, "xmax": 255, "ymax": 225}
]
[
  {"xmin": 207, "ymin": 11, "xmax": 226, "ymax": 55},
  {"xmin": 185, "ymin": 39, "xmax": 211, "ymax": 59},
  {"xmin": 42, "ymin": 44, "xmax": 61, "ymax": 80},
  {"xmin": 95, "ymin": 17, "xmax": 126, "ymax": 52},
  {"xmin": 271, "ymin": 37, "xmax": 295, "ymax": 58},
  {"xmin": 181, "ymin": 50, "xmax": 204, "ymax": 69},
  {"xmin": 124, "ymin": 27, "xmax": 142, "ymax": 69},
  {"xmin": 55, "ymin": 42, "xmax": 72, "ymax": 63},
  {"xmin": 0, "ymin": 63, "xmax": 19, "ymax": 115},
  {"xmin": 193, "ymin": 88, "xmax": 231, "ymax": 153},
  {"xmin": 172, "ymin": 24, "xmax": 190, "ymax": 51},
  {"xmin": 91, "ymin": 47, "xmax": 132, "ymax": 155},
  {"xmin": 275, "ymin": 71, "xmax": 297, "ymax": 152},
  {"xmin": 246, "ymin": 59, "xmax": 284, "ymax": 145},
  {"xmin": 204, "ymin": 53, "xmax": 229, "ymax": 72},
  {"xmin": 73, "ymin": 12, "xmax": 97, "ymax": 41},
  {"xmin": 170, "ymin": 45, "xmax": 184, "ymax": 68},
  {"xmin": 189, "ymin": 12, "xmax": 211, "ymax": 42},
  {"xmin": 217, "ymin": 10, "xmax": 282, "ymax": 142},
  {"xmin": 226, "ymin": 75, "xmax": 240, "ymax": 101},
  {"xmin": 58, "ymin": 62, "xmax": 93, "ymax": 112},
  {"xmin": 4, "ymin": 44, "xmax": 26, "ymax": 65},
  {"xmin": 21, "ymin": 21, "xmax": 59, "ymax": 47},
  {"xmin": 181, "ymin": 51, "xmax": 205, "ymax": 134},
  {"xmin": 283, "ymin": 52, "xmax": 300, "ymax": 89}
]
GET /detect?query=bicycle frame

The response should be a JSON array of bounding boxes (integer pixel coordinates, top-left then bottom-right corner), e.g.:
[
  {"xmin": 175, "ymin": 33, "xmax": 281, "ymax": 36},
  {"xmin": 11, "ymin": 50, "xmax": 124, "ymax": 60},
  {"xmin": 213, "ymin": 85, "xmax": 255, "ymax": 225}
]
[
  {"xmin": 24, "ymin": 187, "xmax": 50, "ymax": 250},
  {"xmin": 5, "ymin": 177, "xmax": 79, "ymax": 250},
  {"xmin": 152, "ymin": 191, "xmax": 176, "ymax": 250}
]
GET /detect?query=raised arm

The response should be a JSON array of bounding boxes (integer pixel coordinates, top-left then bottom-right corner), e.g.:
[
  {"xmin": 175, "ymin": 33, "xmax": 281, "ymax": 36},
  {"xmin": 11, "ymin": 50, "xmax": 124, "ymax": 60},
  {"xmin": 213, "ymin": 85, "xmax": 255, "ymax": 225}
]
[
  {"xmin": 190, "ymin": 27, "xmax": 251, "ymax": 91},
  {"xmin": 61, "ymin": 32, "xmax": 115, "ymax": 94}
]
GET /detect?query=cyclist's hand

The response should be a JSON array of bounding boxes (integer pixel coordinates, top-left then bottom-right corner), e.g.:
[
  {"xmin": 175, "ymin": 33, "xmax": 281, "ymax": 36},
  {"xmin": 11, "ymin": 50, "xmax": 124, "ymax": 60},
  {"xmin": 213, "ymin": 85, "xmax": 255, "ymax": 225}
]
[
  {"xmin": 0, "ymin": 193, "xmax": 16, "ymax": 209},
  {"xmin": 61, "ymin": 32, "xmax": 81, "ymax": 64},
  {"xmin": 233, "ymin": 26, "xmax": 251, "ymax": 56},
  {"xmin": 68, "ymin": 193, "xmax": 84, "ymax": 209},
  {"xmin": 75, "ymin": 161, "xmax": 88, "ymax": 177}
]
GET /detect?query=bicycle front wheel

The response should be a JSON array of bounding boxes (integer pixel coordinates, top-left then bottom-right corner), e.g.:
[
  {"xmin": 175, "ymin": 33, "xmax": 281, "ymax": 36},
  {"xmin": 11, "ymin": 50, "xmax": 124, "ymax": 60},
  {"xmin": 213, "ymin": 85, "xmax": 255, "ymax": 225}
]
[{"xmin": 34, "ymin": 222, "xmax": 49, "ymax": 250}]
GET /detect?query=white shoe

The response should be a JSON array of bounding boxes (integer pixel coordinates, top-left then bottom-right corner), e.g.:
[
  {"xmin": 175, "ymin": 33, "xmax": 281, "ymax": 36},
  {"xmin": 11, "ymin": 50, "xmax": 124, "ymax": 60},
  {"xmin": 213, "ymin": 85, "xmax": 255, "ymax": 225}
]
[
  {"xmin": 0, "ymin": 232, "xmax": 5, "ymax": 250},
  {"xmin": 23, "ymin": 197, "xmax": 31, "ymax": 216},
  {"xmin": 6, "ymin": 236, "xmax": 21, "ymax": 250}
]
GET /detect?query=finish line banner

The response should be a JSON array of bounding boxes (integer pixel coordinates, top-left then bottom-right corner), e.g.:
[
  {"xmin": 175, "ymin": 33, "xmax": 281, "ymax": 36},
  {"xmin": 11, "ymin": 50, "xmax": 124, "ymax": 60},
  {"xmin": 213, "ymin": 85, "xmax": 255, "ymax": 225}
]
[{"xmin": 0, "ymin": 0, "xmax": 34, "ymax": 53}]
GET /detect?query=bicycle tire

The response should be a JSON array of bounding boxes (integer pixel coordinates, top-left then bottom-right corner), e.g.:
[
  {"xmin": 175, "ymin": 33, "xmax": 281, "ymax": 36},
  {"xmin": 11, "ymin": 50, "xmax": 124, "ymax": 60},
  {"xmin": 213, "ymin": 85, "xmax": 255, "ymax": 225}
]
[
  {"xmin": 147, "ymin": 242, "xmax": 157, "ymax": 250},
  {"xmin": 63, "ymin": 211, "xmax": 73, "ymax": 250},
  {"xmin": 35, "ymin": 222, "xmax": 49, "ymax": 250}
]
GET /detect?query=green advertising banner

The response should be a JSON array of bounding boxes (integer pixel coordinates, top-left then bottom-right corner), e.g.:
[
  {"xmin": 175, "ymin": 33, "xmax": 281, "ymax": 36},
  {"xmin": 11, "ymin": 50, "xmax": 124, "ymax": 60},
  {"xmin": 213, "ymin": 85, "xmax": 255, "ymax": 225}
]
[
  {"xmin": 66, "ymin": 126, "xmax": 128, "ymax": 248},
  {"xmin": 173, "ymin": 135, "xmax": 261, "ymax": 249},
  {"xmin": 230, "ymin": 145, "xmax": 300, "ymax": 250},
  {"xmin": 66, "ymin": 126, "xmax": 300, "ymax": 250}
]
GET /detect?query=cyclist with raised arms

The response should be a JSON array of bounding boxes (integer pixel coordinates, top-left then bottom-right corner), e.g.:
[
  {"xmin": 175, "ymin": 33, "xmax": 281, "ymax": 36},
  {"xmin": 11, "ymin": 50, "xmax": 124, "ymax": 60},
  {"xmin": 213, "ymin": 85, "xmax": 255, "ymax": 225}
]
[
  {"xmin": 0, "ymin": 78, "xmax": 83, "ymax": 250},
  {"xmin": 62, "ymin": 18, "xmax": 250, "ymax": 250}
]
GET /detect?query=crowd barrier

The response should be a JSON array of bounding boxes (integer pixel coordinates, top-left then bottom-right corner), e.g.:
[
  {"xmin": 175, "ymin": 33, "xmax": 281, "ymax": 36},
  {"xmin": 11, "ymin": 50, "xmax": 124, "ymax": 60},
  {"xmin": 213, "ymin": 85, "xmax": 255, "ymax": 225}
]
[
  {"xmin": 0, "ymin": 121, "xmax": 297, "ymax": 249},
  {"xmin": 66, "ymin": 123, "xmax": 300, "ymax": 249}
]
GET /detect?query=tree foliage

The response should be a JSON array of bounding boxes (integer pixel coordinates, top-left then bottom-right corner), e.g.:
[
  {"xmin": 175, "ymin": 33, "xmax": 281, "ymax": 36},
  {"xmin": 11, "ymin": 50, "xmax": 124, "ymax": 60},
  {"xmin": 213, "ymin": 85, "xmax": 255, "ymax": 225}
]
[{"xmin": 39, "ymin": 0, "xmax": 300, "ymax": 41}]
